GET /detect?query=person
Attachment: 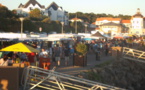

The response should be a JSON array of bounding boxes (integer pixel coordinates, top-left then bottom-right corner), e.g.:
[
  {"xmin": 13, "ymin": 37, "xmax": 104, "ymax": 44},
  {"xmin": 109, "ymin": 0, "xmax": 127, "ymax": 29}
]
[
  {"xmin": 39, "ymin": 49, "xmax": 50, "ymax": 69},
  {"xmin": 34, "ymin": 52, "xmax": 39, "ymax": 66},
  {"xmin": 8, "ymin": 57, "xmax": 13, "ymax": 66},
  {"xmin": 15, "ymin": 55, "xmax": 21, "ymax": 63},
  {"xmin": 104, "ymin": 43, "xmax": 109, "ymax": 56},
  {"xmin": 69, "ymin": 46, "xmax": 75, "ymax": 61},
  {"xmin": 96, "ymin": 48, "xmax": 101, "ymax": 61},
  {"xmin": 27, "ymin": 52, "xmax": 36, "ymax": 66},
  {"xmin": 0, "ymin": 55, "xmax": 8, "ymax": 66},
  {"xmin": 12, "ymin": 52, "xmax": 19, "ymax": 62},
  {"xmin": 47, "ymin": 47, "xmax": 53, "ymax": 59},
  {"xmin": 39, "ymin": 48, "xmax": 48, "ymax": 58},
  {"xmin": 53, "ymin": 45, "xmax": 61, "ymax": 66},
  {"xmin": 20, "ymin": 52, "xmax": 28, "ymax": 62},
  {"xmin": 64, "ymin": 47, "xmax": 70, "ymax": 66}
]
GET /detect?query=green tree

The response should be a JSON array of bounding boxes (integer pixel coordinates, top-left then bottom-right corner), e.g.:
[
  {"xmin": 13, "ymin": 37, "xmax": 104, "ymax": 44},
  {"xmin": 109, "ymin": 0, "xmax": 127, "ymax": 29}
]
[
  {"xmin": 0, "ymin": 6, "xmax": 14, "ymax": 18},
  {"xmin": 42, "ymin": 17, "xmax": 51, "ymax": 23},
  {"xmin": 29, "ymin": 8, "xmax": 42, "ymax": 21}
]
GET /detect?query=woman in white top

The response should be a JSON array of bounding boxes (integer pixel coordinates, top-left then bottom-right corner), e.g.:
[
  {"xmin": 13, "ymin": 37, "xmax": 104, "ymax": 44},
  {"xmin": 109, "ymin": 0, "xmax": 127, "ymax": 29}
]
[{"xmin": 0, "ymin": 55, "xmax": 8, "ymax": 66}]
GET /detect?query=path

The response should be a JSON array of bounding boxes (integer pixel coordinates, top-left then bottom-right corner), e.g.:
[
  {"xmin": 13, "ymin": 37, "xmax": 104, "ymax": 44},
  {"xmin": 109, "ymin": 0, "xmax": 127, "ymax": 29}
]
[{"xmin": 52, "ymin": 51, "xmax": 114, "ymax": 75}]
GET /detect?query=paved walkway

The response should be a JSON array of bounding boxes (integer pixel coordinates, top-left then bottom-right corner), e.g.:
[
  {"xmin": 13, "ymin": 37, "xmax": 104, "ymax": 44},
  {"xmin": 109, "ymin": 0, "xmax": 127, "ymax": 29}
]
[{"xmin": 52, "ymin": 51, "xmax": 114, "ymax": 75}]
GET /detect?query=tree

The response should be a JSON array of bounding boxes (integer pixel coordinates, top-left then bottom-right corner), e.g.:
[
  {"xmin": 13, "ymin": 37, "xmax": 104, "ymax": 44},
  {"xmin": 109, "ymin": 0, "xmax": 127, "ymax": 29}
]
[
  {"xmin": 29, "ymin": 8, "xmax": 42, "ymax": 20},
  {"xmin": 42, "ymin": 18, "xmax": 51, "ymax": 23},
  {"xmin": 0, "ymin": 5, "xmax": 14, "ymax": 18}
]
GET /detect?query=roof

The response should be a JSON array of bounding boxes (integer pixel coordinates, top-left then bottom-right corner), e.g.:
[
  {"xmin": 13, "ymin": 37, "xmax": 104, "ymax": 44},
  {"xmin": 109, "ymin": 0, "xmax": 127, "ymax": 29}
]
[
  {"xmin": 133, "ymin": 13, "xmax": 144, "ymax": 18},
  {"xmin": 96, "ymin": 17, "xmax": 121, "ymax": 21},
  {"xmin": 0, "ymin": 3, "xmax": 4, "ymax": 7},
  {"xmin": 21, "ymin": 0, "xmax": 45, "ymax": 8},
  {"xmin": 18, "ymin": 3, "xmax": 24, "ymax": 8},
  {"xmin": 95, "ymin": 27, "xmax": 100, "ymax": 30},
  {"xmin": 91, "ymin": 32, "xmax": 106, "ymax": 38},
  {"xmin": 133, "ymin": 8, "xmax": 144, "ymax": 18},
  {"xmin": 46, "ymin": 2, "xmax": 59, "ymax": 10},
  {"xmin": 101, "ymin": 22, "xmax": 121, "ymax": 26},
  {"xmin": 121, "ymin": 20, "xmax": 131, "ymax": 23},
  {"xmin": 92, "ymin": 22, "xmax": 95, "ymax": 25},
  {"xmin": 70, "ymin": 18, "xmax": 82, "ymax": 21}
]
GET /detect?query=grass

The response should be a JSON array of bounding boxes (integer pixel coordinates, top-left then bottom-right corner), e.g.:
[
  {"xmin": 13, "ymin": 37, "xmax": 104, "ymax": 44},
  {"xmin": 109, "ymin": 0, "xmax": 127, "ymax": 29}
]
[
  {"xmin": 85, "ymin": 71, "xmax": 102, "ymax": 81},
  {"xmin": 95, "ymin": 59, "xmax": 114, "ymax": 67}
]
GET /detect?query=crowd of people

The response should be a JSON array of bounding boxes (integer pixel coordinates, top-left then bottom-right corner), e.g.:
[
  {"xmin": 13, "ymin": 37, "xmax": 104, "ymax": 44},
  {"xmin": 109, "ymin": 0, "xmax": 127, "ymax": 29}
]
[{"xmin": 0, "ymin": 35, "xmax": 145, "ymax": 69}]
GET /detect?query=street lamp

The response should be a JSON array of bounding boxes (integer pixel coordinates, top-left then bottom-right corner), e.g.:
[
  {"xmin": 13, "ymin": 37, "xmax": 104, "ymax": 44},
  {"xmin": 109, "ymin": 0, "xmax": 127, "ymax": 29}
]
[
  {"xmin": 75, "ymin": 14, "xmax": 77, "ymax": 34},
  {"xmin": 61, "ymin": 21, "xmax": 64, "ymax": 33},
  {"xmin": 84, "ymin": 24, "xmax": 88, "ymax": 33},
  {"xmin": 39, "ymin": 27, "xmax": 42, "ymax": 33},
  {"xmin": 19, "ymin": 17, "xmax": 24, "ymax": 39}
]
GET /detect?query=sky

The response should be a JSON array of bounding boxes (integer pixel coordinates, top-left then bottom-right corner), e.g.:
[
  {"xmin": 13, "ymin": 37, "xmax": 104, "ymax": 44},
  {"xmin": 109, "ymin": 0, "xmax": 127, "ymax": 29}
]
[{"xmin": 0, "ymin": 0, "xmax": 145, "ymax": 16}]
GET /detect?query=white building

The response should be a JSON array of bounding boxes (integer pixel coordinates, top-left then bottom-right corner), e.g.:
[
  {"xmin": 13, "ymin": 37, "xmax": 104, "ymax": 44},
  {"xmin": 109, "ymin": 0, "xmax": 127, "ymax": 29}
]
[
  {"xmin": 95, "ymin": 17, "xmax": 122, "ymax": 36},
  {"xmin": 121, "ymin": 20, "xmax": 131, "ymax": 33},
  {"xmin": 16, "ymin": 0, "xmax": 69, "ymax": 25},
  {"xmin": 16, "ymin": 0, "xmax": 45, "ymax": 17},
  {"xmin": 130, "ymin": 8, "xmax": 145, "ymax": 35},
  {"xmin": 45, "ymin": 2, "xmax": 69, "ymax": 25},
  {"xmin": 95, "ymin": 17, "xmax": 121, "ymax": 26},
  {"xmin": 69, "ymin": 18, "xmax": 83, "ymax": 22}
]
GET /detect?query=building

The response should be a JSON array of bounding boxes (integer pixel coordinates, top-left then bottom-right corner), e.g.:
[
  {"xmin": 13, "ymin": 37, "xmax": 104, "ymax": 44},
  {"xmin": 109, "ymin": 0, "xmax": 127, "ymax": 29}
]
[
  {"xmin": 0, "ymin": 3, "xmax": 4, "ymax": 7},
  {"xmin": 95, "ymin": 8, "xmax": 145, "ymax": 36},
  {"xmin": 121, "ymin": 20, "xmax": 131, "ymax": 33},
  {"xmin": 16, "ymin": 0, "xmax": 45, "ymax": 16},
  {"xmin": 130, "ymin": 8, "xmax": 145, "ymax": 35},
  {"xmin": 16, "ymin": 0, "xmax": 69, "ymax": 25},
  {"xmin": 95, "ymin": 17, "xmax": 122, "ymax": 35},
  {"xmin": 45, "ymin": 2, "xmax": 69, "ymax": 25},
  {"xmin": 95, "ymin": 17, "xmax": 121, "ymax": 26},
  {"xmin": 69, "ymin": 18, "xmax": 83, "ymax": 22},
  {"xmin": 100, "ymin": 22, "xmax": 122, "ymax": 36}
]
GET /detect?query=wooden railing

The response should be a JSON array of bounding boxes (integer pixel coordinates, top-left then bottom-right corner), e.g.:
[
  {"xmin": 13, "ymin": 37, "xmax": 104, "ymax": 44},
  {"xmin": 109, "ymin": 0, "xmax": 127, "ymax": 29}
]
[
  {"xmin": 22, "ymin": 66, "xmax": 125, "ymax": 90},
  {"xmin": 122, "ymin": 47, "xmax": 145, "ymax": 63}
]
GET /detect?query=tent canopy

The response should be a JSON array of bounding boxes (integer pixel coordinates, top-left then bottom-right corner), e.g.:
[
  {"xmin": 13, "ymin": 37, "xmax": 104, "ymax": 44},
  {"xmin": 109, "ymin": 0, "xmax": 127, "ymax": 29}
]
[
  {"xmin": 91, "ymin": 32, "xmax": 106, "ymax": 38},
  {"xmin": 0, "ymin": 42, "xmax": 39, "ymax": 53}
]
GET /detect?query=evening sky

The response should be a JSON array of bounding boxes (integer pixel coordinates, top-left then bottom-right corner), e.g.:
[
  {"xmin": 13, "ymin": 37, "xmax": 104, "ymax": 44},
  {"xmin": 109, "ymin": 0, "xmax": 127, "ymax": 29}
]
[{"xmin": 0, "ymin": 0, "xmax": 145, "ymax": 16}]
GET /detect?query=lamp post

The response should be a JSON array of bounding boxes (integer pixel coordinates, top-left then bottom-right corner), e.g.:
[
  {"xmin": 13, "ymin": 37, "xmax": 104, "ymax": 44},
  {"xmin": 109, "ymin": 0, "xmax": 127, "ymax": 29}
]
[
  {"xmin": 61, "ymin": 21, "xmax": 64, "ymax": 33},
  {"xmin": 75, "ymin": 13, "xmax": 77, "ymax": 34},
  {"xmin": 19, "ymin": 17, "xmax": 24, "ymax": 39},
  {"xmin": 84, "ymin": 24, "xmax": 87, "ymax": 33},
  {"xmin": 39, "ymin": 27, "xmax": 42, "ymax": 33}
]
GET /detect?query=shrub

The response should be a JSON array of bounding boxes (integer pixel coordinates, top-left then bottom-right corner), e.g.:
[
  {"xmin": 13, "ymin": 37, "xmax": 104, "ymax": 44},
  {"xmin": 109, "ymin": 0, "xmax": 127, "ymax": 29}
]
[{"xmin": 75, "ymin": 43, "xmax": 87, "ymax": 55}]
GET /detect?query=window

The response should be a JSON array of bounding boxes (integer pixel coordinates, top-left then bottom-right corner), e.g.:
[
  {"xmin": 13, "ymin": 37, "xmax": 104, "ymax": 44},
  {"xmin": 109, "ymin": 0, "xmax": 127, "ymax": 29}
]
[{"xmin": 29, "ymin": 7, "xmax": 33, "ymax": 11}]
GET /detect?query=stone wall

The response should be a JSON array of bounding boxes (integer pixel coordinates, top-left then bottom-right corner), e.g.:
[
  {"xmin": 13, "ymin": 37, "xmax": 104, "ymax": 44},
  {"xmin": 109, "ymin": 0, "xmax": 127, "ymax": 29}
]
[{"xmin": 84, "ymin": 59, "xmax": 145, "ymax": 90}]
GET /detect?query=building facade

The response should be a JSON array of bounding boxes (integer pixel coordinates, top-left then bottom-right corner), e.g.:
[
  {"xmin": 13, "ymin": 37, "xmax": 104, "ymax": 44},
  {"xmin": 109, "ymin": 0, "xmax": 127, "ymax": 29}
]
[
  {"xmin": 16, "ymin": 0, "xmax": 45, "ymax": 17},
  {"xmin": 95, "ymin": 8, "xmax": 145, "ymax": 36},
  {"xmin": 16, "ymin": 0, "xmax": 68, "ymax": 25},
  {"xmin": 69, "ymin": 18, "xmax": 83, "ymax": 22},
  {"xmin": 130, "ymin": 8, "xmax": 145, "ymax": 35},
  {"xmin": 95, "ymin": 17, "xmax": 123, "ymax": 36},
  {"xmin": 45, "ymin": 2, "xmax": 69, "ymax": 25}
]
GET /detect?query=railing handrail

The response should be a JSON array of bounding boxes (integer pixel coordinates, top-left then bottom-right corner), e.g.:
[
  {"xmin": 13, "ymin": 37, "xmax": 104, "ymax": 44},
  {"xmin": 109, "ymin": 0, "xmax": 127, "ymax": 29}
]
[{"xmin": 23, "ymin": 66, "xmax": 125, "ymax": 90}]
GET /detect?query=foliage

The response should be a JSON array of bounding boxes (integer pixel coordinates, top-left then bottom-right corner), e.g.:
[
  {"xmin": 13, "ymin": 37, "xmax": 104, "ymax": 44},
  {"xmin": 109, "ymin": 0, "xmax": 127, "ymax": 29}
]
[
  {"xmin": 127, "ymin": 38, "xmax": 133, "ymax": 43},
  {"xmin": 69, "ymin": 12, "xmax": 131, "ymax": 23},
  {"xmin": 0, "ymin": 6, "xmax": 15, "ymax": 18},
  {"xmin": 69, "ymin": 21, "xmax": 84, "ymax": 33},
  {"xmin": 0, "ymin": 5, "xmax": 132, "ymax": 33},
  {"xmin": 95, "ymin": 59, "xmax": 113, "ymax": 67},
  {"xmin": 42, "ymin": 18, "xmax": 51, "ymax": 23},
  {"xmin": 115, "ymin": 14, "xmax": 131, "ymax": 20},
  {"xmin": 75, "ymin": 43, "xmax": 87, "ymax": 55},
  {"xmin": 85, "ymin": 71, "xmax": 102, "ymax": 81},
  {"xmin": 29, "ymin": 8, "xmax": 43, "ymax": 21}
]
